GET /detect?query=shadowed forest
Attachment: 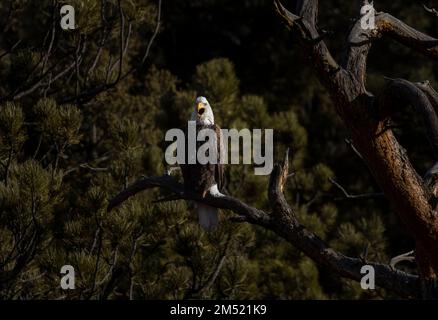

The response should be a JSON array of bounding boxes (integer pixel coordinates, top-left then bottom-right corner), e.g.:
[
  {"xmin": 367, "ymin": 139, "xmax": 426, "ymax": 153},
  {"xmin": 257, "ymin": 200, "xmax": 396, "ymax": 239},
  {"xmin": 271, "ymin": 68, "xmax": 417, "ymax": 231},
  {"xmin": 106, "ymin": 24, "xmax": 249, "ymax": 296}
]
[{"xmin": 1, "ymin": 0, "xmax": 438, "ymax": 299}]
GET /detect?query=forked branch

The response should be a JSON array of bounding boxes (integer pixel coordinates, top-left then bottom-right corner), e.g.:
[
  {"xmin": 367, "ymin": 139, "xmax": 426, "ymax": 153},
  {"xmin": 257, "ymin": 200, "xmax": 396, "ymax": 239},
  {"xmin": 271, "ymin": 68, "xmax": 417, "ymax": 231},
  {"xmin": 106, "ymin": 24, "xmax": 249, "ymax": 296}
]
[
  {"xmin": 108, "ymin": 151, "xmax": 425, "ymax": 298},
  {"xmin": 345, "ymin": 11, "xmax": 438, "ymax": 89},
  {"xmin": 274, "ymin": 1, "xmax": 438, "ymax": 283}
]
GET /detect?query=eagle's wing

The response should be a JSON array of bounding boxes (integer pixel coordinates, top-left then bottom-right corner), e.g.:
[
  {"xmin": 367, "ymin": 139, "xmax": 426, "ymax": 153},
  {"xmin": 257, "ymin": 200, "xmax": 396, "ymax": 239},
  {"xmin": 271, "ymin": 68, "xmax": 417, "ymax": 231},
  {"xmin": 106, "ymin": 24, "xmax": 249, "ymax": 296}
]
[{"xmin": 214, "ymin": 124, "xmax": 225, "ymax": 191}]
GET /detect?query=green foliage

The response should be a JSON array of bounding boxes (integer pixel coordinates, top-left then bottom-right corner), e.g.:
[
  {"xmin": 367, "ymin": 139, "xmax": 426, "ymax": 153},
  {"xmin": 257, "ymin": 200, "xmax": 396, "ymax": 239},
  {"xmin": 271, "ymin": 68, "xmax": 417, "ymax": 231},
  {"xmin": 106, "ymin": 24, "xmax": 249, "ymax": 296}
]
[
  {"xmin": 0, "ymin": 54, "xmax": 391, "ymax": 300},
  {"xmin": 0, "ymin": 0, "xmax": 421, "ymax": 300},
  {"xmin": 34, "ymin": 98, "xmax": 82, "ymax": 146},
  {"xmin": 0, "ymin": 102, "xmax": 26, "ymax": 153}
]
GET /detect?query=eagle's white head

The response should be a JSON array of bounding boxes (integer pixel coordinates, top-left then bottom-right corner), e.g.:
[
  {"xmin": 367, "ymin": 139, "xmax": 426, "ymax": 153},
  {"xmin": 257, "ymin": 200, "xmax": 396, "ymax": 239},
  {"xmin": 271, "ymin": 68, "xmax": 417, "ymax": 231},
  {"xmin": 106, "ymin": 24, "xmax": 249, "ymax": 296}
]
[{"xmin": 191, "ymin": 96, "xmax": 214, "ymax": 125}]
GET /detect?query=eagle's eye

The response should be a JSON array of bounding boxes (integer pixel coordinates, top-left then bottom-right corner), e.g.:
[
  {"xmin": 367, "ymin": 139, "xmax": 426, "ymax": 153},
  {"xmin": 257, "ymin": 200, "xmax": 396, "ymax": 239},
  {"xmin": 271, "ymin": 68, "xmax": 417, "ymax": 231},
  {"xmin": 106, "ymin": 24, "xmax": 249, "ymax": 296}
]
[{"xmin": 198, "ymin": 108, "xmax": 205, "ymax": 115}]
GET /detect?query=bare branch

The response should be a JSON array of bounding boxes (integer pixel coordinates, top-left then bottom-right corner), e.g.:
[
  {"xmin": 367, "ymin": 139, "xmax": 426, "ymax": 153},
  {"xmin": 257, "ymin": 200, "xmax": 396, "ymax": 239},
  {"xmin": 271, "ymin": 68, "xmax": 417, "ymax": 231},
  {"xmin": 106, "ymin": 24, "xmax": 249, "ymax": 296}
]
[
  {"xmin": 377, "ymin": 13, "xmax": 438, "ymax": 58},
  {"xmin": 274, "ymin": 0, "xmax": 438, "ymax": 286},
  {"xmin": 59, "ymin": 0, "xmax": 163, "ymax": 105},
  {"xmin": 423, "ymin": 4, "xmax": 438, "ymax": 18},
  {"xmin": 107, "ymin": 152, "xmax": 424, "ymax": 298},
  {"xmin": 329, "ymin": 178, "xmax": 384, "ymax": 201},
  {"xmin": 378, "ymin": 78, "xmax": 438, "ymax": 159},
  {"xmin": 390, "ymin": 251, "xmax": 415, "ymax": 270},
  {"xmin": 274, "ymin": 0, "xmax": 353, "ymax": 100},
  {"xmin": 138, "ymin": 0, "xmax": 162, "ymax": 67},
  {"xmin": 184, "ymin": 234, "xmax": 230, "ymax": 299},
  {"xmin": 415, "ymin": 80, "xmax": 438, "ymax": 116},
  {"xmin": 345, "ymin": 11, "xmax": 438, "ymax": 88},
  {"xmin": 345, "ymin": 138, "xmax": 365, "ymax": 162},
  {"xmin": 0, "ymin": 39, "xmax": 21, "ymax": 61},
  {"xmin": 107, "ymin": 174, "xmax": 270, "ymax": 225}
]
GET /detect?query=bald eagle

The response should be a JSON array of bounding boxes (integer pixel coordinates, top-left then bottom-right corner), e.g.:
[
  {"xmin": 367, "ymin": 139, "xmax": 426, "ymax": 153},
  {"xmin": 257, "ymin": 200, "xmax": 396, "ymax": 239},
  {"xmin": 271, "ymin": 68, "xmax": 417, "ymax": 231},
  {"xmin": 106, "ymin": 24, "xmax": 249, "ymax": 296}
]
[{"xmin": 180, "ymin": 96, "xmax": 225, "ymax": 231}]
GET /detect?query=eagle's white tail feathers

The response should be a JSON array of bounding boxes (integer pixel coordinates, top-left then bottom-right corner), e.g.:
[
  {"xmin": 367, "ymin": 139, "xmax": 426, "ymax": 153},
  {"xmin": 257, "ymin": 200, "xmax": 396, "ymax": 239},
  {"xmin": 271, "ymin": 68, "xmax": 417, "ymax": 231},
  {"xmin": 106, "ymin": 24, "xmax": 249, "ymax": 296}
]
[{"xmin": 196, "ymin": 203, "xmax": 218, "ymax": 231}]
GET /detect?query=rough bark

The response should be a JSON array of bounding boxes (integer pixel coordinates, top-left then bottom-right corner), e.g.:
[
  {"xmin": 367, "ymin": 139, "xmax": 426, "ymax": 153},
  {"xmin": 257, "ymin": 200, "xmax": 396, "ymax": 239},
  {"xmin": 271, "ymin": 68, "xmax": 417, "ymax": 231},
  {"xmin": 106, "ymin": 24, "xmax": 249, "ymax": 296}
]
[
  {"xmin": 107, "ymin": 0, "xmax": 438, "ymax": 298},
  {"xmin": 274, "ymin": 0, "xmax": 438, "ymax": 283},
  {"xmin": 107, "ymin": 151, "xmax": 423, "ymax": 298}
]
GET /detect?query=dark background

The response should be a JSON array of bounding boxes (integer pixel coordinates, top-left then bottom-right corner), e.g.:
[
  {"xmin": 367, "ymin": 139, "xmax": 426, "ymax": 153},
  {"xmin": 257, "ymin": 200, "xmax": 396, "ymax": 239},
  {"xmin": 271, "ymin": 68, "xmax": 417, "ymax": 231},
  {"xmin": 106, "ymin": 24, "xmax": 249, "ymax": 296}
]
[{"xmin": 0, "ymin": 0, "xmax": 437, "ymax": 299}]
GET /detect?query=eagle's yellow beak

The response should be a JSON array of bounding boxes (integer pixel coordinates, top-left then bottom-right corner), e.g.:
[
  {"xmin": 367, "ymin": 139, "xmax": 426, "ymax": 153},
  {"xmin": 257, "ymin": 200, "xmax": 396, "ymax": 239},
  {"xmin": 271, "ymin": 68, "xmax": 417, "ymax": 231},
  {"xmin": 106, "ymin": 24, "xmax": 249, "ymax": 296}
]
[{"xmin": 197, "ymin": 103, "xmax": 205, "ymax": 115}]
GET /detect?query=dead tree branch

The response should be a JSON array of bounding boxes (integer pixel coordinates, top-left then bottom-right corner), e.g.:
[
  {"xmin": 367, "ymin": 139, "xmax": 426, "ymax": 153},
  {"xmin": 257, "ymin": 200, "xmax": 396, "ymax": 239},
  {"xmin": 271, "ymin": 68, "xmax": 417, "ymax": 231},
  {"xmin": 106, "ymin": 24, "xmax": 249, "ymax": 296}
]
[
  {"xmin": 390, "ymin": 251, "xmax": 416, "ymax": 270},
  {"xmin": 274, "ymin": 0, "xmax": 438, "ymax": 284},
  {"xmin": 107, "ymin": 151, "xmax": 425, "ymax": 299},
  {"xmin": 329, "ymin": 178, "xmax": 384, "ymax": 201},
  {"xmin": 423, "ymin": 5, "xmax": 438, "ymax": 18},
  {"xmin": 378, "ymin": 78, "xmax": 438, "ymax": 158}
]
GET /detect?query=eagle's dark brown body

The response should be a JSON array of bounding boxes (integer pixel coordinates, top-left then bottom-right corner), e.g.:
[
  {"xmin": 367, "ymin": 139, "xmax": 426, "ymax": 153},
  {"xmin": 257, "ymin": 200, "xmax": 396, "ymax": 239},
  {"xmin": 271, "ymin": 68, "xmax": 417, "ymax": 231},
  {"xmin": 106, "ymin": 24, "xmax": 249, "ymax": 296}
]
[
  {"xmin": 180, "ymin": 123, "xmax": 224, "ymax": 197},
  {"xmin": 179, "ymin": 96, "xmax": 224, "ymax": 231}
]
